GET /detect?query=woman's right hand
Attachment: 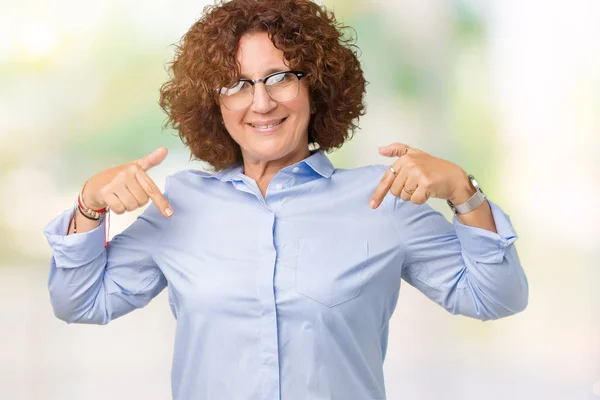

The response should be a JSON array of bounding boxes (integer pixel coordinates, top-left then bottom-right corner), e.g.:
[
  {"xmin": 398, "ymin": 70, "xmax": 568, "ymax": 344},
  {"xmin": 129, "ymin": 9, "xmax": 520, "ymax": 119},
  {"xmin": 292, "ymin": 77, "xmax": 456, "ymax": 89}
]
[{"xmin": 81, "ymin": 147, "xmax": 173, "ymax": 218}]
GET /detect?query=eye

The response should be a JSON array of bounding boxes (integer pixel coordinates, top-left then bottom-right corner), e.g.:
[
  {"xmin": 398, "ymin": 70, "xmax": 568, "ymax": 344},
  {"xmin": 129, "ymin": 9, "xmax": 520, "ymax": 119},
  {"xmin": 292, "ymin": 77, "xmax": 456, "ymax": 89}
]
[
  {"xmin": 220, "ymin": 81, "xmax": 251, "ymax": 96},
  {"xmin": 266, "ymin": 72, "xmax": 289, "ymax": 85}
]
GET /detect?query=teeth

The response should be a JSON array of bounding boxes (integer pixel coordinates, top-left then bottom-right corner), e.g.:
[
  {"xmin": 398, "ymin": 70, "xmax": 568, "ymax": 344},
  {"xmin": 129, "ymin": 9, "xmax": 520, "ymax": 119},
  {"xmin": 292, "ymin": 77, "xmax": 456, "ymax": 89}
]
[{"xmin": 251, "ymin": 119, "xmax": 284, "ymax": 129}]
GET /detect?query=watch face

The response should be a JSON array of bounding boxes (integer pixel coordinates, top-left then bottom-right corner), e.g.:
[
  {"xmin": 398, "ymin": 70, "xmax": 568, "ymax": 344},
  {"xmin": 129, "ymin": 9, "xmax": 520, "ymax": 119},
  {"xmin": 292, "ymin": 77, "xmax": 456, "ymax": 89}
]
[{"xmin": 468, "ymin": 174, "xmax": 486, "ymax": 196}]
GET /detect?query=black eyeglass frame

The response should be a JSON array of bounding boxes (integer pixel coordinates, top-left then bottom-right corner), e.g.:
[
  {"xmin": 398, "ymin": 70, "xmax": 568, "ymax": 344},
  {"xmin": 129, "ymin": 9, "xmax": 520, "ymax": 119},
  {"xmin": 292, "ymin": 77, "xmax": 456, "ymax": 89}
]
[{"xmin": 218, "ymin": 70, "xmax": 307, "ymax": 110}]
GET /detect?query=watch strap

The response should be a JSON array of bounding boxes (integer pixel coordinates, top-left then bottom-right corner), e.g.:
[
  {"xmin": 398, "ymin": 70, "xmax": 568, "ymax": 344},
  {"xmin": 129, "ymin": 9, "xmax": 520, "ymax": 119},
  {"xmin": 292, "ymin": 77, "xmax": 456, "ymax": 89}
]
[
  {"xmin": 447, "ymin": 174, "xmax": 487, "ymax": 215},
  {"xmin": 447, "ymin": 190, "xmax": 486, "ymax": 215}
]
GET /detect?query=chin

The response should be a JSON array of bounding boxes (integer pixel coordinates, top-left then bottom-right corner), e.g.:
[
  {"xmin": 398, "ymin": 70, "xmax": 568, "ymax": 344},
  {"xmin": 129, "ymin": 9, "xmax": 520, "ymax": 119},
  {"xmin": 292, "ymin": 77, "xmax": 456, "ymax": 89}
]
[
  {"xmin": 249, "ymin": 148, "xmax": 290, "ymax": 162},
  {"xmin": 244, "ymin": 143, "xmax": 302, "ymax": 163}
]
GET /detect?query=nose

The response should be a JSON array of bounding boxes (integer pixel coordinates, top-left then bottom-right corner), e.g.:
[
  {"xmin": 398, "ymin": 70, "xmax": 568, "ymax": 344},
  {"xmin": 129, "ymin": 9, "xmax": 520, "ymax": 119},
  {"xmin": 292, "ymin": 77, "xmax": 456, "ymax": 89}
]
[{"xmin": 250, "ymin": 83, "xmax": 277, "ymax": 113}]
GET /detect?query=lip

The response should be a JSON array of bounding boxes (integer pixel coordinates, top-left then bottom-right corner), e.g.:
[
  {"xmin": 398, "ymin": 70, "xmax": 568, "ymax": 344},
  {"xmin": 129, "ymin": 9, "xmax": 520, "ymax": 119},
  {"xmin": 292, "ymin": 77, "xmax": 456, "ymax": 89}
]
[{"xmin": 246, "ymin": 117, "xmax": 287, "ymax": 134}]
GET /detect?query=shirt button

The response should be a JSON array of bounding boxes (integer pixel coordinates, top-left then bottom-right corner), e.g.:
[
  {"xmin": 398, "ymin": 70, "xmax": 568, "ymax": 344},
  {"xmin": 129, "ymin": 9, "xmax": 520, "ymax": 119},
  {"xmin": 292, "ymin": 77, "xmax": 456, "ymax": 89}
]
[
  {"xmin": 292, "ymin": 167, "xmax": 300, "ymax": 173},
  {"xmin": 275, "ymin": 184, "xmax": 283, "ymax": 190}
]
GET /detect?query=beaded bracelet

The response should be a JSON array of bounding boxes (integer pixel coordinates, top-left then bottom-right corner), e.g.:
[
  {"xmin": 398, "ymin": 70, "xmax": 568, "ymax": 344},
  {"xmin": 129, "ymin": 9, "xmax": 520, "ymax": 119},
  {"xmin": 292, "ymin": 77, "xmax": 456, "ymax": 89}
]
[
  {"xmin": 77, "ymin": 205, "xmax": 105, "ymax": 221},
  {"xmin": 77, "ymin": 186, "xmax": 107, "ymax": 220},
  {"xmin": 71, "ymin": 182, "xmax": 110, "ymax": 248},
  {"xmin": 71, "ymin": 204, "xmax": 110, "ymax": 248}
]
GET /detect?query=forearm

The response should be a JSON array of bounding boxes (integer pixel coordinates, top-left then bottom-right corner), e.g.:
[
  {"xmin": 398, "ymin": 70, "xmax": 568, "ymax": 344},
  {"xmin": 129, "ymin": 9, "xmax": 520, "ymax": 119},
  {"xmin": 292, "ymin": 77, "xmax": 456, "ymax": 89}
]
[
  {"xmin": 50, "ymin": 254, "xmax": 163, "ymax": 325},
  {"xmin": 458, "ymin": 245, "xmax": 528, "ymax": 320},
  {"xmin": 49, "ymin": 255, "xmax": 110, "ymax": 324},
  {"xmin": 448, "ymin": 178, "xmax": 497, "ymax": 233},
  {"xmin": 45, "ymin": 206, "xmax": 168, "ymax": 325},
  {"xmin": 67, "ymin": 208, "xmax": 102, "ymax": 235},
  {"xmin": 456, "ymin": 200, "xmax": 496, "ymax": 233},
  {"xmin": 397, "ymin": 196, "xmax": 527, "ymax": 320},
  {"xmin": 403, "ymin": 244, "xmax": 528, "ymax": 321},
  {"xmin": 47, "ymin": 209, "xmax": 111, "ymax": 323}
]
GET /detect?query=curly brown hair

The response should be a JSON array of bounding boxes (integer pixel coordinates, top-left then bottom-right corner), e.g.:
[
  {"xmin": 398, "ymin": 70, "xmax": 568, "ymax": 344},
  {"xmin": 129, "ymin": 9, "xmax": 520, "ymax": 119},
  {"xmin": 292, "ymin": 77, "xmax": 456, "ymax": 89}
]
[{"xmin": 159, "ymin": 0, "xmax": 367, "ymax": 170}]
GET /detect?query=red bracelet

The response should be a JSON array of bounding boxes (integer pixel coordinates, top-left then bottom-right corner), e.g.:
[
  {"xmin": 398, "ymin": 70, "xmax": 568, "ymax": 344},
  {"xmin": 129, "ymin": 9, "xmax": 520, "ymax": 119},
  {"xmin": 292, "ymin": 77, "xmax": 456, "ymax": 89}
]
[
  {"xmin": 77, "ymin": 195, "xmax": 106, "ymax": 219},
  {"xmin": 78, "ymin": 181, "xmax": 107, "ymax": 220},
  {"xmin": 75, "ymin": 181, "xmax": 110, "ymax": 248},
  {"xmin": 104, "ymin": 210, "xmax": 110, "ymax": 248}
]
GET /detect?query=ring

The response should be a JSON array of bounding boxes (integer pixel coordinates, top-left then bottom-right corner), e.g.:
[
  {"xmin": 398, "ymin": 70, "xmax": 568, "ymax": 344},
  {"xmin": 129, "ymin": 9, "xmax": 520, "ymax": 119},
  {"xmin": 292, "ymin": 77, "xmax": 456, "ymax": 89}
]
[
  {"xmin": 403, "ymin": 187, "xmax": 415, "ymax": 195},
  {"xmin": 389, "ymin": 166, "xmax": 397, "ymax": 175}
]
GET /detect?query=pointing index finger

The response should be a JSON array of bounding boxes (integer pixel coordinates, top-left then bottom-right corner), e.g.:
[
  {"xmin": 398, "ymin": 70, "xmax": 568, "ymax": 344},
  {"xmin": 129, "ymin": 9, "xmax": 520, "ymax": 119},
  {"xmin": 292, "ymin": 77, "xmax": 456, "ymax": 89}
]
[
  {"xmin": 369, "ymin": 166, "xmax": 397, "ymax": 209},
  {"xmin": 135, "ymin": 170, "xmax": 173, "ymax": 217}
]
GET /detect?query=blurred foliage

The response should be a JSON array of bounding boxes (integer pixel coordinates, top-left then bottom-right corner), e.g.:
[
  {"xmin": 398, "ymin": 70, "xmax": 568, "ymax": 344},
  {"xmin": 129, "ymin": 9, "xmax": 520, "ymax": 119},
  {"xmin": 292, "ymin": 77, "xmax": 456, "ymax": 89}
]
[{"xmin": 449, "ymin": 0, "xmax": 500, "ymax": 200}]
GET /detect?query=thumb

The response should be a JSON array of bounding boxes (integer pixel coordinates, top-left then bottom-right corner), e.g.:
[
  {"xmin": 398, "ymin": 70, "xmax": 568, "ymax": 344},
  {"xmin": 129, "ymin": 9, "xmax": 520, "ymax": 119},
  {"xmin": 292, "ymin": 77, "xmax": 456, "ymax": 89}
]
[{"xmin": 136, "ymin": 146, "xmax": 168, "ymax": 171}]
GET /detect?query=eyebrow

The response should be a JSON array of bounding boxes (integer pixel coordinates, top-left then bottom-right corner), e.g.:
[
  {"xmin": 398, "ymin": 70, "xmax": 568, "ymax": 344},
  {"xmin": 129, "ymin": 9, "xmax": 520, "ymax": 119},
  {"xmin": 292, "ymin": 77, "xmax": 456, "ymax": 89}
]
[{"xmin": 238, "ymin": 68, "xmax": 287, "ymax": 80}]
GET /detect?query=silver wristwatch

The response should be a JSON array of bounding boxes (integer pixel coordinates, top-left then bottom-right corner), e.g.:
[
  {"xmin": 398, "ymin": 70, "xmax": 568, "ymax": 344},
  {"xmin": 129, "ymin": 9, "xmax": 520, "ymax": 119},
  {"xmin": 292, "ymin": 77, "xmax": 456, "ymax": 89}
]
[{"xmin": 446, "ymin": 174, "xmax": 487, "ymax": 215}]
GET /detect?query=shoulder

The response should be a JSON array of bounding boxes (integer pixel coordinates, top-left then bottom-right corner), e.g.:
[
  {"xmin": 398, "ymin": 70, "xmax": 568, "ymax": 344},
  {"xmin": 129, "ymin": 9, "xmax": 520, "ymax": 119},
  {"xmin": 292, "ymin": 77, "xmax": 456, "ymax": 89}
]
[
  {"xmin": 163, "ymin": 168, "xmax": 219, "ymax": 196},
  {"xmin": 331, "ymin": 164, "xmax": 389, "ymax": 181},
  {"xmin": 333, "ymin": 164, "xmax": 437, "ymax": 216},
  {"xmin": 167, "ymin": 168, "xmax": 214, "ymax": 184},
  {"xmin": 329, "ymin": 164, "xmax": 390, "ymax": 193}
]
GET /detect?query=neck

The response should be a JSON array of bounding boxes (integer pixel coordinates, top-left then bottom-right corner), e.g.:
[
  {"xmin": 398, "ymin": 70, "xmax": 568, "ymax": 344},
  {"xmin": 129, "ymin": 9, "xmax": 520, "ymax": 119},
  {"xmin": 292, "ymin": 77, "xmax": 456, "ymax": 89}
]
[{"xmin": 242, "ymin": 148, "xmax": 311, "ymax": 197}]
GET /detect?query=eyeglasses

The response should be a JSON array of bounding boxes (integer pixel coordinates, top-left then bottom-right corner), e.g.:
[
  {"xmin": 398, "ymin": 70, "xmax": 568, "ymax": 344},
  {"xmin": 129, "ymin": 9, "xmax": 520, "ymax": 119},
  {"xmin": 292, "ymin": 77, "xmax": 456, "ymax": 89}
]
[{"xmin": 218, "ymin": 70, "xmax": 306, "ymax": 111}]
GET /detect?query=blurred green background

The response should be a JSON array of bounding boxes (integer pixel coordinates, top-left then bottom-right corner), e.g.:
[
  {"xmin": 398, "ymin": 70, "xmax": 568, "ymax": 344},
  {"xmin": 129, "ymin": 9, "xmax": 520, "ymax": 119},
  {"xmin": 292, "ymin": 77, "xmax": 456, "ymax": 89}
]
[{"xmin": 1, "ymin": 0, "xmax": 598, "ymax": 399}]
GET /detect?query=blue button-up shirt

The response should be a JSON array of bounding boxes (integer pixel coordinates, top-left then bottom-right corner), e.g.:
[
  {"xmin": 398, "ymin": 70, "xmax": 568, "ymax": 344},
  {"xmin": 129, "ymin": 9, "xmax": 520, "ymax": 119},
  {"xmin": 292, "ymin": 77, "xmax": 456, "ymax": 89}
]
[{"xmin": 44, "ymin": 151, "xmax": 528, "ymax": 400}]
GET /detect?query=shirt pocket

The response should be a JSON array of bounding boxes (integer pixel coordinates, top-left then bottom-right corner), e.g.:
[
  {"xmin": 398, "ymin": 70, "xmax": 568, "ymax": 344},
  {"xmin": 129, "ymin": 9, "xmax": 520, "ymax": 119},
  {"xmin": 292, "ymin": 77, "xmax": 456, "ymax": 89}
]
[{"xmin": 294, "ymin": 236, "xmax": 368, "ymax": 307}]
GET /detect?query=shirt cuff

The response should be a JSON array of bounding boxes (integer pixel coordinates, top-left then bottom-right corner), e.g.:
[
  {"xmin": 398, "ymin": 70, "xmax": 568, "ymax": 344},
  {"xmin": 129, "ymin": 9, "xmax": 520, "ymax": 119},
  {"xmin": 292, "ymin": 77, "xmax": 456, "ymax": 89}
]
[
  {"xmin": 452, "ymin": 200, "xmax": 518, "ymax": 264},
  {"xmin": 43, "ymin": 208, "xmax": 107, "ymax": 268}
]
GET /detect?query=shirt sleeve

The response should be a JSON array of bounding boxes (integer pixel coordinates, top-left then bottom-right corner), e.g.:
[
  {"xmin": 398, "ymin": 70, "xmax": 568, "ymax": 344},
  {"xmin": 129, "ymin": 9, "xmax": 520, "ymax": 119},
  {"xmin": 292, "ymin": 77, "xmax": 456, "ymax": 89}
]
[
  {"xmin": 43, "ymin": 178, "xmax": 171, "ymax": 325},
  {"xmin": 387, "ymin": 197, "xmax": 529, "ymax": 321}
]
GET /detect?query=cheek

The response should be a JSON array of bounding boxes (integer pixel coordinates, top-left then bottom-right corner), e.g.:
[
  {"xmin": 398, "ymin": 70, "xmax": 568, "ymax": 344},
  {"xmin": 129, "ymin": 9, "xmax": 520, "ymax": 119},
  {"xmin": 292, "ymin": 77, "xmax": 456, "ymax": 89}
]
[
  {"xmin": 220, "ymin": 107, "xmax": 234, "ymax": 124},
  {"xmin": 291, "ymin": 91, "xmax": 312, "ymax": 122},
  {"xmin": 221, "ymin": 108, "xmax": 246, "ymax": 131}
]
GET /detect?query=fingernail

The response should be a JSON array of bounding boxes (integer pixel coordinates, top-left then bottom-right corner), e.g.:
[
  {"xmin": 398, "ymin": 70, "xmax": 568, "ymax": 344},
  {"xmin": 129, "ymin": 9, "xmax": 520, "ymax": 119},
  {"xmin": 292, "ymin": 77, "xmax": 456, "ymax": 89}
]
[
  {"xmin": 369, "ymin": 200, "xmax": 376, "ymax": 209},
  {"xmin": 165, "ymin": 207, "xmax": 173, "ymax": 216}
]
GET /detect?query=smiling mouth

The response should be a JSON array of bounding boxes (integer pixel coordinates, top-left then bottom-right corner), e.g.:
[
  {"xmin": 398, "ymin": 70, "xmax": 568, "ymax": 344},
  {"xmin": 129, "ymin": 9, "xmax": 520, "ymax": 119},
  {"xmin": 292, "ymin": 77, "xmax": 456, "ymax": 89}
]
[{"xmin": 248, "ymin": 118, "xmax": 287, "ymax": 129}]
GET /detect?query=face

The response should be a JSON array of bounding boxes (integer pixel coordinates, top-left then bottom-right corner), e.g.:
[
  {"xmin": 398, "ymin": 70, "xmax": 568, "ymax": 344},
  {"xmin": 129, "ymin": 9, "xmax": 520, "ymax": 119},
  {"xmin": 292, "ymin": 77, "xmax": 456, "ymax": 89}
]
[{"xmin": 220, "ymin": 32, "xmax": 312, "ymax": 166}]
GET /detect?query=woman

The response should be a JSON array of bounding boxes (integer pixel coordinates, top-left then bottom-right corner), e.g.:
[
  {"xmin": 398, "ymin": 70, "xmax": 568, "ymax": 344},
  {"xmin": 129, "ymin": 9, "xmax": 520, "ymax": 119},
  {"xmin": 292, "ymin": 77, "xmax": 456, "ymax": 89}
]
[{"xmin": 44, "ymin": 0, "xmax": 528, "ymax": 399}]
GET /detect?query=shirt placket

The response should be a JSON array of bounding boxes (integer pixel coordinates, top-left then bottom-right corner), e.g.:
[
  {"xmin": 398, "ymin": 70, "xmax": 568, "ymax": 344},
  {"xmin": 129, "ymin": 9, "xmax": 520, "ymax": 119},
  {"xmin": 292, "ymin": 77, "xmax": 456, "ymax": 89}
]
[{"xmin": 232, "ymin": 176, "xmax": 284, "ymax": 400}]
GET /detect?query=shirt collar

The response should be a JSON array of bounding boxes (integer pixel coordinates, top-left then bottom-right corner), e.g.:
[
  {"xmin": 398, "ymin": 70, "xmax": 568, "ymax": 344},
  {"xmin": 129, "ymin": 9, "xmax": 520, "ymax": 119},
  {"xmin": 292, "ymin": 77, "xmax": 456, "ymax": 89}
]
[
  {"xmin": 202, "ymin": 150, "xmax": 335, "ymax": 182},
  {"xmin": 211, "ymin": 165, "xmax": 243, "ymax": 182},
  {"xmin": 301, "ymin": 150, "xmax": 335, "ymax": 178}
]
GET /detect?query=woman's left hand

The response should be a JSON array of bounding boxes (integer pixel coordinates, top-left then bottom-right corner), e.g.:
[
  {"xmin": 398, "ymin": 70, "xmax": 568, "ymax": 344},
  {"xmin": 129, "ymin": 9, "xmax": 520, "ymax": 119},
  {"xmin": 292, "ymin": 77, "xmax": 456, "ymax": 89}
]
[{"xmin": 369, "ymin": 142, "xmax": 475, "ymax": 209}]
